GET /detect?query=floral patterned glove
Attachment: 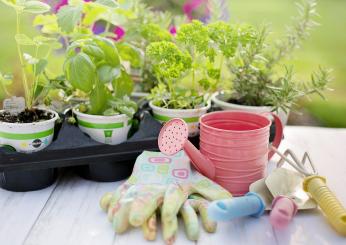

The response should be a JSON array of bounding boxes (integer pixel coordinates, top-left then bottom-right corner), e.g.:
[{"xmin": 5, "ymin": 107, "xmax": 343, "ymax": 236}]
[{"xmin": 100, "ymin": 151, "xmax": 231, "ymax": 244}]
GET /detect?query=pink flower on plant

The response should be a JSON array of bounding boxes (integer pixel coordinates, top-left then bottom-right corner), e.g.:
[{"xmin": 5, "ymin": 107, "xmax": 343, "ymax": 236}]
[
  {"xmin": 183, "ymin": 0, "xmax": 205, "ymax": 20},
  {"xmin": 54, "ymin": 0, "xmax": 68, "ymax": 13},
  {"xmin": 113, "ymin": 26, "xmax": 125, "ymax": 41},
  {"xmin": 169, "ymin": 25, "xmax": 177, "ymax": 35}
]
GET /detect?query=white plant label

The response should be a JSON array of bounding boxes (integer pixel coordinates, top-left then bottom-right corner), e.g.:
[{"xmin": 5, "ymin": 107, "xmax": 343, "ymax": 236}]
[{"xmin": 3, "ymin": 96, "xmax": 25, "ymax": 114}]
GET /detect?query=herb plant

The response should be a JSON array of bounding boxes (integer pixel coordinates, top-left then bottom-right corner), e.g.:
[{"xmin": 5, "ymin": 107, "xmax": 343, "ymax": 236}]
[
  {"xmin": 0, "ymin": 0, "xmax": 61, "ymax": 110},
  {"xmin": 227, "ymin": 0, "xmax": 332, "ymax": 112},
  {"xmin": 64, "ymin": 35, "xmax": 137, "ymax": 118},
  {"xmin": 117, "ymin": 2, "xmax": 181, "ymax": 92},
  {"xmin": 147, "ymin": 20, "xmax": 255, "ymax": 109}
]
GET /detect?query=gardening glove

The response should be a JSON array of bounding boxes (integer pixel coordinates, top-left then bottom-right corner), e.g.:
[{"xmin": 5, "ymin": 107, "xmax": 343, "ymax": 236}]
[{"xmin": 100, "ymin": 151, "xmax": 231, "ymax": 243}]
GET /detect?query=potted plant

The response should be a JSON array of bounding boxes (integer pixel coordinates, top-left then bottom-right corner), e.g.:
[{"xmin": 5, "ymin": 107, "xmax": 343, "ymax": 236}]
[
  {"xmin": 146, "ymin": 20, "xmax": 233, "ymax": 136},
  {"xmin": 0, "ymin": 0, "xmax": 61, "ymax": 153},
  {"xmin": 116, "ymin": 3, "xmax": 185, "ymax": 94},
  {"xmin": 211, "ymin": 0, "xmax": 332, "ymax": 124},
  {"xmin": 63, "ymin": 35, "xmax": 137, "ymax": 145}
]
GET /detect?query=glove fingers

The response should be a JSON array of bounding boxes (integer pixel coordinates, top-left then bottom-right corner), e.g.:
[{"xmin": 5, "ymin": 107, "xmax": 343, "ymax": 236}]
[
  {"xmin": 142, "ymin": 213, "xmax": 157, "ymax": 241},
  {"xmin": 112, "ymin": 200, "xmax": 131, "ymax": 234},
  {"xmin": 112, "ymin": 185, "xmax": 138, "ymax": 233},
  {"xmin": 100, "ymin": 192, "xmax": 113, "ymax": 212},
  {"xmin": 107, "ymin": 184, "xmax": 130, "ymax": 222},
  {"xmin": 162, "ymin": 214, "xmax": 178, "ymax": 245},
  {"xmin": 129, "ymin": 186, "xmax": 165, "ymax": 227},
  {"xmin": 180, "ymin": 200, "xmax": 200, "ymax": 241},
  {"xmin": 162, "ymin": 184, "xmax": 187, "ymax": 221},
  {"xmin": 191, "ymin": 174, "xmax": 231, "ymax": 200},
  {"xmin": 190, "ymin": 198, "xmax": 217, "ymax": 233}
]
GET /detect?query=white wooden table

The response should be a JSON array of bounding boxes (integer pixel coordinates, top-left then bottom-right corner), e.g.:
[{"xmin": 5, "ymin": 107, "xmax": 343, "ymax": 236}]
[{"xmin": 1, "ymin": 126, "xmax": 345, "ymax": 245}]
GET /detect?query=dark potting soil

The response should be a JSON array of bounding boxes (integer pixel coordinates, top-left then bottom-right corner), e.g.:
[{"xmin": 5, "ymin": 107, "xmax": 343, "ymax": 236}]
[{"xmin": 0, "ymin": 108, "xmax": 54, "ymax": 123}]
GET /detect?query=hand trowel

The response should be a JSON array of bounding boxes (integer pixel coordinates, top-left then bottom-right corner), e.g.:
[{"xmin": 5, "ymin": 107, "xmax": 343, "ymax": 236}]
[
  {"xmin": 253, "ymin": 168, "xmax": 316, "ymax": 229},
  {"xmin": 208, "ymin": 168, "xmax": 316, "ymax": 229}
]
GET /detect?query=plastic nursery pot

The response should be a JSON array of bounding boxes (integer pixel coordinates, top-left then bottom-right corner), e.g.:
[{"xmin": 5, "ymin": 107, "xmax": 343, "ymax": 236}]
[
  {"xmin": 149, "ymin": 101, "xmax": 210, "ymax": 137},
  {"xmin": 0, "ymin": 168, "xmax": 57, "ymax": 192},
  {"xmin": 0, "ymin": 109, "xmax": 59, "ymax": 153},
  {"xmin": 73, "ymin": 108, "xmax": 132, "ymax": 145},
  {"xmin": 211, "ymin": 91, "xmax": 289, "ymax": 126}
]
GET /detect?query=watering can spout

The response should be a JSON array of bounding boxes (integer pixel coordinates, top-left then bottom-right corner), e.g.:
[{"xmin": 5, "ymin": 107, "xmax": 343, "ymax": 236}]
[{"xmin": 184, "ymin": 140, "xmax": 215, "ymax": 180}]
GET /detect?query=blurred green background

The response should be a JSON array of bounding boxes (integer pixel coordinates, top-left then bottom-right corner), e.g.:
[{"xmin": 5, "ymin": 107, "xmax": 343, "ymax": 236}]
[
  {"xmin": 0, "ymin": 0, "xmax": 345, "ymax": 127},
  {"xmin": 229, "ymin": 0, "xmax": 346, "ymax": 127}
]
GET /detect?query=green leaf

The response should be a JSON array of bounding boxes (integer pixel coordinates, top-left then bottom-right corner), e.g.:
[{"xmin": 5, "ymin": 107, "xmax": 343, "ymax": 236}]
[
  {"xmin": 95, "ymin": 0, "xmax": 118, "ymax": 8},
  {"xmin": 15, "ymin": 34, "xmax": 35, "ymax": 45},
  {"xmin": 89, "ymin": 83, "xmax": 109, "ymax": 115},
  {"xmin": 22, "ymin": 1, "xmax": 50, "ymax": 14},
  {"xmin": 95, "ymin": 37, "xmax": 120, "ymax": 67},
  {"xmin": 57, "ymin": 5, "xmax": 82, "ymax": 33},
  {"xmin": 64, "ymin": 52, "xmax": 95, "ymax": 92},
  {"xmin": 116, "ymin": 43, "xmax": 141, "ymax": 68},
  {"xmin": 0, "ymin": 72, "xmax": 13, "ymax": 100},
  {"xmin": 35, "ymin": 59, "xmax": 48, "ymax": 76},
  {"xmin": 33, "ymin": 36, "xmax": 56, "ymax": 44},
  {"xmin": 108, "ymin": 96, "xmax": 137, "ymax": 118},
  {"xmin": 82, "ymin": 44, "xmax": 105, "ymax": 60},
  {"xmin": 0, "ymin": 0, "xmax": 16, "ymax": 8},
  {"xmin": 33, "ymin": 14, "xmax": 60, "ymax": 34},
  {"xmin": 112, "ymin": 69, "xmax": 133, "ymax": 98},
  {"xmin": 117, "ymin": 105, "xmax": 136, "ymax": 118},
  {"xmin": 82, "ymin": 4, "xmax": 106, "ymax": 26},
  {"xmin": 97, "ymin": 65, "xmax": 120, "ymax": 84}
]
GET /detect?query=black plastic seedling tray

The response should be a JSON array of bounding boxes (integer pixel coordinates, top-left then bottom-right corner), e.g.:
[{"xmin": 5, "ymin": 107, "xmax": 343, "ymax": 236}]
[{"xmin": 0, "ymin": 111, "xmax": 199, "ymax": 192}]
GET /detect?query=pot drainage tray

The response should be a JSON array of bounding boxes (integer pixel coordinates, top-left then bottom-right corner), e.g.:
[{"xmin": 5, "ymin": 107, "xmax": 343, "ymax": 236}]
[{"xmin": 0, "ymin": 112, "xmax": 199, "ymax": 191}]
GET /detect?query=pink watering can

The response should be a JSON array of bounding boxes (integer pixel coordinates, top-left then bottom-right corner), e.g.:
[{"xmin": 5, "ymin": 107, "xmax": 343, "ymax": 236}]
[{"xmin": 158, "ymin": 111, "xmax": 283, "ymax": 189}]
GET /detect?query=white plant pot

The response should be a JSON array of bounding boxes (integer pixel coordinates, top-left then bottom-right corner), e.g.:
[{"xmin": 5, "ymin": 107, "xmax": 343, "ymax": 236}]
[
  {"xmin": 211, "ymin": 92, "xmax": 289, "ymax": 125},
  {"xmin": 149, "ymin": 101, "xmax": 210, "ymax": 137},
  {"xmin": 73, "ymin": 108, "xmax": 132, "ymax": 145},
  {"xmin": 0, "ymin": 109, "xmax": 59, "ymax": 153}
]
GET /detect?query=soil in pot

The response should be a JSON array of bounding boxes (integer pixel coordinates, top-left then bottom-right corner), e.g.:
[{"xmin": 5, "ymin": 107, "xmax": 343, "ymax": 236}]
[{"xmin": 0, "ymin": 108, "xmax": 54, "ymax": 123}]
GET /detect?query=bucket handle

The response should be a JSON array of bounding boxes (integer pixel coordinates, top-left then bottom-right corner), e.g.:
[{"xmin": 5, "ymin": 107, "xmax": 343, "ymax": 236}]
[{"xmin": 262, "ymin": 112, "xmax": 283, "ymax": 159}]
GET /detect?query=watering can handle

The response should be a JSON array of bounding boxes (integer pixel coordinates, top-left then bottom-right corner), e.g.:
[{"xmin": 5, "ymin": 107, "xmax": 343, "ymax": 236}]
[{"xmin": 263, "ymin": 112, "xmax": 283, "ymax": 160}]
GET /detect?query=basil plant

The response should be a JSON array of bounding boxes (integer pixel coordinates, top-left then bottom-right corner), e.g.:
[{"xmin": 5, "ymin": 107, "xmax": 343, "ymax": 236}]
[{"xmin": 64, "ymin": 35, "xmax": 137, "ymax": 118}]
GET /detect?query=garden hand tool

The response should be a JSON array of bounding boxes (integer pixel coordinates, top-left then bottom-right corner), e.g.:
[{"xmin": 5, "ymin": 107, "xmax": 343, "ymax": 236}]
[
  {"xmin": 208, "ymin": 168, "xmax": 316, "ymax": 228},
  {"xmin": 272, "ymin": 147, "xmax": 346, "ymax": 236},
  {"xmin": 100, "ymin": 150, "xmax": 231, "ymax": 243},
  {"xmin": 264, "ymin": 167, "xmax": 316, "ymax": 229}
]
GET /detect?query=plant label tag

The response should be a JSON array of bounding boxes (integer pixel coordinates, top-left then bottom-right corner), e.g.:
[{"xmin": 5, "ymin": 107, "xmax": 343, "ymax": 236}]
[{"xmin": 3, "ymin": 96, "xmax": 25, "ymax": 114}]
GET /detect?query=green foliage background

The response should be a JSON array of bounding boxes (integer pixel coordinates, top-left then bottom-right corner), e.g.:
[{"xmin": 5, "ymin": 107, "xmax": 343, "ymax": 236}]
[
  {"xmin": 229, "ymin": 0, "xmax": 346, "ymax": 127},
  {"xmin": 0, "ymin": 0, "xmax": 345, "ymax": 127}
]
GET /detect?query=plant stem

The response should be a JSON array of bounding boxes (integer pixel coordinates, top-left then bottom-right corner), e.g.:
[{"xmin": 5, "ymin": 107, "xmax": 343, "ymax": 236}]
[
  {"xmin": 30, "ymin": 45, "xmax": 39, "ymax": 107},
  {"xmin": 16, "ymin": 11, "xmax": 31, "ymax": 109},
  {"xmin": 105, "ymin": 20, "xmax": 110, "ymax": 33},
  {"xmin": 0, "ymin": 82, "xmax": 11, "ymax": 96},
  {"xmin": 218, "ymin": 54, "xmax": 224, "ymax": 84},
  {"xmin": 192, "ymin": 67, "xmax": 195, "ymax": 90}
]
